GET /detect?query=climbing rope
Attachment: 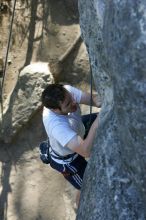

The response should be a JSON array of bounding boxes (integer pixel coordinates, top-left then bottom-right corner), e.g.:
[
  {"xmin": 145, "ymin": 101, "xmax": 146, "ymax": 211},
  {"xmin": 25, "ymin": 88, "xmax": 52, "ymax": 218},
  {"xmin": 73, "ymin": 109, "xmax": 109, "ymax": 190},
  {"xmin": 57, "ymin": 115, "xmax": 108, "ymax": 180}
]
[
  {"xmin": 1, "ymin": 0, "xmax": 17, "ymax": 94},
  {"xmin": 89, "ymin": 57, "xmax": 93, "ymax": 126},
  {"xmin": 89, "ymin": 61, "xmax": 93, "ymax": 116}
]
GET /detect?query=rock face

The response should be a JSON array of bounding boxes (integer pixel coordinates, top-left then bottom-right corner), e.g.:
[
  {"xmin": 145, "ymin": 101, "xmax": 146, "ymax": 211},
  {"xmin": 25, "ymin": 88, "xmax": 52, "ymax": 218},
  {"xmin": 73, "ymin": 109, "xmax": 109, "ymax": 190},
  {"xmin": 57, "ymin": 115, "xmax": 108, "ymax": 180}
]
[
  {"xmin": 77, "ymin": 1, "xmax": 146, "ymax": 219},
  {"xmin": 0, "ymin": 62, "xmax": 54, "ymax": 143}
]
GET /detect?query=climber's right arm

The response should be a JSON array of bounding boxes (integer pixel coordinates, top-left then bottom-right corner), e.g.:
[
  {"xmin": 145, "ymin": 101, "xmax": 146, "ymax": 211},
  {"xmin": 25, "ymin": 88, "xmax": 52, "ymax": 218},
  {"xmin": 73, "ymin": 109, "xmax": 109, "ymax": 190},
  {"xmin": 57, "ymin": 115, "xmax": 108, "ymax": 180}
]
[{"xmin": 66, "ymin": 115, "xmax": 99, "ymax": 157}]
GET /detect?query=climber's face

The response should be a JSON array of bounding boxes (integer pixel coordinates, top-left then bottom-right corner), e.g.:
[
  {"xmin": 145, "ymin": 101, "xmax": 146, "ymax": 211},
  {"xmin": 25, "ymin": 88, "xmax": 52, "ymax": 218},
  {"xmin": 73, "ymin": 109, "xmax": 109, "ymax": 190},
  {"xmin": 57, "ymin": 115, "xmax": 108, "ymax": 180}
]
[{"xmin": 59, "ymin": 91, "xmax": 78, "ymax": 115}]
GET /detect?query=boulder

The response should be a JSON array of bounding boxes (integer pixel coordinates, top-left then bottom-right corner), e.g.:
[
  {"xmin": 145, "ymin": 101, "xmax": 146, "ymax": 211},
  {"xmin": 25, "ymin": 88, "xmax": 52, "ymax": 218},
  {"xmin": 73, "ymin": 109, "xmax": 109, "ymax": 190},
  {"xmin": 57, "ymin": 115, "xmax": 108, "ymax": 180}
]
[{"xmin": 0, "ymin": 62, "xmax": 54, "ymax": 143}]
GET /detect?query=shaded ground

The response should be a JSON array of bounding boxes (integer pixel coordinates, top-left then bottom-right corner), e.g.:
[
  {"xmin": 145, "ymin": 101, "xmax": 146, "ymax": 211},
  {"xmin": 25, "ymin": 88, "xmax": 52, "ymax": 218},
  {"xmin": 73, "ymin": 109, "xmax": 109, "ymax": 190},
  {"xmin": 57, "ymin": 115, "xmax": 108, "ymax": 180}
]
[{"xmin": 0, "ymin": 110, "xmax": 77, "ymax": 220}]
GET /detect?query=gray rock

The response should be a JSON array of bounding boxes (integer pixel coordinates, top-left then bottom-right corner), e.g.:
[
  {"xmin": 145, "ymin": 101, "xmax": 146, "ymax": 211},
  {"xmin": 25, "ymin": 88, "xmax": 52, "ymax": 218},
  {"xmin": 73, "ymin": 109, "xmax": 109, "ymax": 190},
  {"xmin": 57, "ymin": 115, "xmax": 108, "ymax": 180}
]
[
  {"xmin": 0, "ymin": 62, "xmax": 54, "ymax": 143},
  {"xmin": 77, "ymin": 0, "xmax": 146, "ymax": 219}
]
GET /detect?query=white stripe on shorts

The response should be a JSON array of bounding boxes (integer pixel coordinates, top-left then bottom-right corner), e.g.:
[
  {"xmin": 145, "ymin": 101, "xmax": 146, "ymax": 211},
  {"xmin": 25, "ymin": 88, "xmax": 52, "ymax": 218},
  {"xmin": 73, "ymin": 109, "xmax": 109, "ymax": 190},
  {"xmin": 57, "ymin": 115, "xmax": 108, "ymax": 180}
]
[{"xmin": 66, "ymin": 164, "xmax": 82, "ymax": 187}]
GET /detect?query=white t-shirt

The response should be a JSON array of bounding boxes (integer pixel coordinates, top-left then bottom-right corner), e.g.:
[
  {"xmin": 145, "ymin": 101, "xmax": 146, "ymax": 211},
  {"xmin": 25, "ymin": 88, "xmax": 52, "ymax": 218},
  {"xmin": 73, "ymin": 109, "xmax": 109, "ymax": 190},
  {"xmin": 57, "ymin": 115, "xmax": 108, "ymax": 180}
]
[{"xmin": 42, "ymin": 85, "xmax": 85, "ymax": 162}]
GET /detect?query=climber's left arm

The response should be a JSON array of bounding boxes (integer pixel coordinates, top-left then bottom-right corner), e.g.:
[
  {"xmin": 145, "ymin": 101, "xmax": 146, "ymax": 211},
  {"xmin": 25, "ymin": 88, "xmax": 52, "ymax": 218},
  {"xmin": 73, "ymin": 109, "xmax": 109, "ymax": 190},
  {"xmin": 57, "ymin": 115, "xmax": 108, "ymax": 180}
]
[{"xmin": 80, "ymin": 92, "xmax": 101, "ymax": 108}]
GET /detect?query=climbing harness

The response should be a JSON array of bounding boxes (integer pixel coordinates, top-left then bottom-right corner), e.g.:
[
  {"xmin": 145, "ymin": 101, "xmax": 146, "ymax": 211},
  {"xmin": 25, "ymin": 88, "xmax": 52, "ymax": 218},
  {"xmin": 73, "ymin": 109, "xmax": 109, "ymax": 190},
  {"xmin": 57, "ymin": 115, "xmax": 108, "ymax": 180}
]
[
  {"xmin": 39, "ymin": 140, "xmax": 78, "ymax": 177},
  {"xmin": 39, "ymin": 139, "xmax": 76, "ymax": 164},
  {"xmin": 39, "ymin": 140, "xmax": 50, "ymax": 164}
]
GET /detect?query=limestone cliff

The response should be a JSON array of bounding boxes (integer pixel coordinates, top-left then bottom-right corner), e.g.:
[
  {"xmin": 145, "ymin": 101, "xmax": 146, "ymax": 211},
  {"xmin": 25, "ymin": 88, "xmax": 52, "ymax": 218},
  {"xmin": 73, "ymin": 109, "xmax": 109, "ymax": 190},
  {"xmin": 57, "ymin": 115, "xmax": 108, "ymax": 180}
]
[{"xmin": 77, "ymin": 1, "xmax": 146, "ymax": 219}]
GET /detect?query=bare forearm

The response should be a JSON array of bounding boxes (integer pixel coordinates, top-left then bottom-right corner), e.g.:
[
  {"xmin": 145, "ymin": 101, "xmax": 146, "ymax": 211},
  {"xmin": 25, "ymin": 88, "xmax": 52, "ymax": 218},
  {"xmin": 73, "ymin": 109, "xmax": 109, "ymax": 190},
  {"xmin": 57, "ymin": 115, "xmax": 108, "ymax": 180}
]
[
  {"xmin": 80, "ymin": 92, "xmax": 101, "ymax": 108},
  {"xmin": 92, "ymin": 94, "xmax": 101, "ymax": 108},
  {"xmin": 66, "ymin": 116, "xmax": 99, "ymax": 157}
]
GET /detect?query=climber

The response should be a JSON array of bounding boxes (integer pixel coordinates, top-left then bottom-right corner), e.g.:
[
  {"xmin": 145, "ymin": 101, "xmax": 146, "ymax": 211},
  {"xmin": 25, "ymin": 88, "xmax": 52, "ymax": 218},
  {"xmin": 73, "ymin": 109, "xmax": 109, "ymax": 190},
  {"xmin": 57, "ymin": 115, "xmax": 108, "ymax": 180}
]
[{"xmin": 41, "ymin": 84, "xmax": 101, "ymax": 206}]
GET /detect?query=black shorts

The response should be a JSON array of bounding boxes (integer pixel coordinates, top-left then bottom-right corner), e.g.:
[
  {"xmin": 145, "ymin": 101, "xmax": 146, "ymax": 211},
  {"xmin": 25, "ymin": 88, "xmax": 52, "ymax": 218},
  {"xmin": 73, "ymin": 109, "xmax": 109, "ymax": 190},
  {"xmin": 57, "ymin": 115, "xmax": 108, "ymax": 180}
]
[{"xmin": 50, "ymin": 155, "xmax": 87, "ymax": 190}]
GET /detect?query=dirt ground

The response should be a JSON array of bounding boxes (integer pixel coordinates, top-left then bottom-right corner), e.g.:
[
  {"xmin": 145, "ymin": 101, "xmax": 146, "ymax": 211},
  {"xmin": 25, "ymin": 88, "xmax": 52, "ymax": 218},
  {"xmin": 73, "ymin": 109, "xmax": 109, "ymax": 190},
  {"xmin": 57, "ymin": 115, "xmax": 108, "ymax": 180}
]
[
  {"xmin": 0, "ymin": 1, "xmax": 95, "ymax": 219},
  {"xmin": 0, "ymin": 109, "xmax": 78, "ymax": 220}
]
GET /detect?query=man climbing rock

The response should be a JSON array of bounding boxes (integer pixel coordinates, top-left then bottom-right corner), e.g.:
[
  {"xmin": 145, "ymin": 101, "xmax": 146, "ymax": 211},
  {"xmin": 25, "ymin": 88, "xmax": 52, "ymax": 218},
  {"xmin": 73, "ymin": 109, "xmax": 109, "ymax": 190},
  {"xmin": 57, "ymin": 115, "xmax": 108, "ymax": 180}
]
[{"xmin": 41, "ymin": 84, "xmax": 101, "ymax": 206}]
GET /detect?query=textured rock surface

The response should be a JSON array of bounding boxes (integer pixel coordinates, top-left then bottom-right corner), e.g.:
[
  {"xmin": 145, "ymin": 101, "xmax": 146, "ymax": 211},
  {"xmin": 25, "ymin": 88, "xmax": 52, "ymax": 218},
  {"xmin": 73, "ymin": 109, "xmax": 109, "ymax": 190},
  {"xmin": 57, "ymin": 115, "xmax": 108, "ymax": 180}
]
[
  {"xmin": 0, "ymin": 62, "xmax": 54, "ymax": 143},
  {"xmin": 77, "ymin": 1, "xmax": 146, "ymax": 219}
]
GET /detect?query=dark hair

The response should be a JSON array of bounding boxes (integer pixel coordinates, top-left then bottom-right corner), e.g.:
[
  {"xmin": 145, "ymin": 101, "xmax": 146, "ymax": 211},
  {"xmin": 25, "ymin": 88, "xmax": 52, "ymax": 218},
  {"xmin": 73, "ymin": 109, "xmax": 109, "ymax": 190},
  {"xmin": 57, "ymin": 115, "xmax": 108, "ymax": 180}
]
[{"xmin": 41, "ymin": 84, "xmax": 66, "ymax": 109}]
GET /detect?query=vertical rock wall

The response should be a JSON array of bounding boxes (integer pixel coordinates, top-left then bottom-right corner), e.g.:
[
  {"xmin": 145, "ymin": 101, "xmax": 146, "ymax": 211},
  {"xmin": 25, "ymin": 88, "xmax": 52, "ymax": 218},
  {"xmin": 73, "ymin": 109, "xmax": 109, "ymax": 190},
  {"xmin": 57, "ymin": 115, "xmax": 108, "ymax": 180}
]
[{"xmin": 77, "ymin": 1, "xmax": 146, "ymax": 219}]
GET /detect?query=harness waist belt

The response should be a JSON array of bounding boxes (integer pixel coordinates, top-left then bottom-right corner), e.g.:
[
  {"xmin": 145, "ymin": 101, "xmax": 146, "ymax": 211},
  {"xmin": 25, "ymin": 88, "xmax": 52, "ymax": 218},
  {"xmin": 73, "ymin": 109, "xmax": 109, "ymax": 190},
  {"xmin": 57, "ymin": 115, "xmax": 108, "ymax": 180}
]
[{"xmin": 51, "ymin": 152, "xmax": 76, "ymax": 160}]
